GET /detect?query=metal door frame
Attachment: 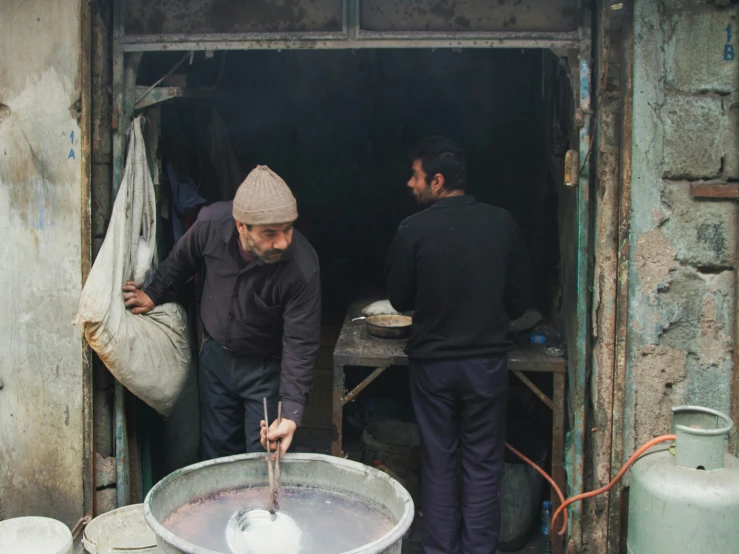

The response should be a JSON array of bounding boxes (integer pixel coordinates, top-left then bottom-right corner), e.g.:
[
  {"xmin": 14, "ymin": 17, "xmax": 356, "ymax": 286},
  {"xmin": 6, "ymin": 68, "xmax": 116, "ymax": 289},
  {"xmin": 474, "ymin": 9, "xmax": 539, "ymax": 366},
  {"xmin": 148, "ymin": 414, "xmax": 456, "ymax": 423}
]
[
  {"xmin": 118, "ymin": 0, "xmax": 582, "ymax": 51},
  {"xmin": 110, "ymin": 2, "xmax": 594, "ymax": 551},
  {"xmin": 569, "ymin": 11, "xmax": 591, "ymax": 551}
]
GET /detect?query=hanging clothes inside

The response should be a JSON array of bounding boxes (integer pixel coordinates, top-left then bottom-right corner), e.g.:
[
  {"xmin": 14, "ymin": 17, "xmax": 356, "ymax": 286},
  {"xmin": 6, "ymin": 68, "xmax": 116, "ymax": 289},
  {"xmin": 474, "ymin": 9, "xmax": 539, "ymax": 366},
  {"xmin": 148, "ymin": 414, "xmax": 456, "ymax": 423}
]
[
  {"xmin": 166, "ymin": 159, "xmax": 207, "ymax": 243},
  {"xmin": 205, "ymin": 106, "xmax": 242, "ymax": 201}
]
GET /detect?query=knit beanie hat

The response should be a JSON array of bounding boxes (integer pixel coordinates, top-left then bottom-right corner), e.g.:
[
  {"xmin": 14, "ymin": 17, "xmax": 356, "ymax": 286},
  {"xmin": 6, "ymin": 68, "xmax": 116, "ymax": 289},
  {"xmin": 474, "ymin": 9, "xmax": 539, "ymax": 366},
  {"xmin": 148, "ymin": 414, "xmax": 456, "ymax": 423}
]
[{"xmin": 232, "ymin": 165, "xmax": 298, "ymax": 225}]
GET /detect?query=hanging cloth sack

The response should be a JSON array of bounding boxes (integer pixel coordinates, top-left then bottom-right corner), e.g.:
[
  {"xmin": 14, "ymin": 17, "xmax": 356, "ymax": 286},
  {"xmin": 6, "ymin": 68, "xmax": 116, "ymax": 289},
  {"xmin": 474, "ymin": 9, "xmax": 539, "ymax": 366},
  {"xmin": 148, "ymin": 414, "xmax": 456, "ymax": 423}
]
[{"xmin": 73, "ymin": 116, "xmax": 191, "ymax": 416}]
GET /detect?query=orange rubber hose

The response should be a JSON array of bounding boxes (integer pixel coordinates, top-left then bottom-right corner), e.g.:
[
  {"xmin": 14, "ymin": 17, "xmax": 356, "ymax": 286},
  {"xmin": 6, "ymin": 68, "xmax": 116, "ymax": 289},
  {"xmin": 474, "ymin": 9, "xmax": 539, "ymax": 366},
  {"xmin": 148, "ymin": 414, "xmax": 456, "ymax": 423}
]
[
  {"xmin": 505, "ymin": 442, "xmax": 569, "ymax": 535},
  {"xmin": 505, "ymin": 434, "xmax": 676, "ymax": 538},
  {"xmin": 550, "ymin": 434, "xmax": 676, "ymax": 536}
]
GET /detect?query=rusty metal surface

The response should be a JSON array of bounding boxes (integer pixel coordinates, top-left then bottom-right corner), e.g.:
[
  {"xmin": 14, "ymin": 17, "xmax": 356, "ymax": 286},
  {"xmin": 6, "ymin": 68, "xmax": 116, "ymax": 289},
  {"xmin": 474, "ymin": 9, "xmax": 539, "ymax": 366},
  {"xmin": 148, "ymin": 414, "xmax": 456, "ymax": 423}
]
[
  {"xmin": 585, "ymin": 2, "xmax": 626, "ymax": 552},
  {"xmin": 112, "ymin": 0, "xmax": 124, "ymax": 197},
  {"xmin": 331, "ymin": 358, "xmax": 346, "ymax": 457},
  {"xmin": 120, "ymin": 35, "xmax": 581, "ymax": 51},
  {"xmin": 565, "ymin": 10, "xmax": 593, "ymax": 550},
  {"xmin": 112, "ymin": 0, "xmax": 130, "ymax": 509},
  {"xmin": 124, "ymin": 0, "xmax": 344, "ymax": 35},
  {"xmin": 119, "ymin": 0, "xmax": 582, "ymax": 50},
  {"xmin": 114, "ymin": 382, "xmax": 130, "ymax": 506},
  {"xmin": 80, "ymin": 0, "xmax": 95, "ymax": 522},
  {"xmin": 113, "ymin": 1, "xmax": 146, "ymax": 509},
  {"xmin": 134, "ymin": 86, "xmax": 183, "ymax": 110},
  {"xmin": 333, "ymin": 313, "xmax": 409, "ymax": 369},
  {"xmin": 608, "ymin": 3, "xmax": 633, "ymax": 552},
  {"xmin": 554, "ymin": 72, "xmax": 581, "ymax": 554},
  {"xmin": 552, "ymin": 372, "xmax": 567, "ymax": 554},
  {"xmin": 359, "ymin": 0, "xmax": 579, "ymax": 33},
  {"xmin": 691, "ymin": 183, "xmax": 739, "ymax": 200},
  {"xmin": 126, "ymin": 395, "xmax": 143, "ymax": 504}
]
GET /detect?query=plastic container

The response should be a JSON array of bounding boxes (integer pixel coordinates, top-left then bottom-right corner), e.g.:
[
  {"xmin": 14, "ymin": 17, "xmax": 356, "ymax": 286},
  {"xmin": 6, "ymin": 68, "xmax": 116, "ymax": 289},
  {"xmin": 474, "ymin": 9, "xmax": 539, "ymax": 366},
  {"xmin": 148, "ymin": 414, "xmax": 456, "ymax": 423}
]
[
  {"xmin": 0, "ymin": 516, "xmax": 73, "ymax": 554},
  {"xmin": 541, "ymin": 500, "xmax": 552, "ymax": 554},
  {"xmin": 530, "ymin": 332, "xmax": 547, "ymax": 346},
  {"xmin": 82, "ymin": 504, "xmax": 157, "ymax": 553}
]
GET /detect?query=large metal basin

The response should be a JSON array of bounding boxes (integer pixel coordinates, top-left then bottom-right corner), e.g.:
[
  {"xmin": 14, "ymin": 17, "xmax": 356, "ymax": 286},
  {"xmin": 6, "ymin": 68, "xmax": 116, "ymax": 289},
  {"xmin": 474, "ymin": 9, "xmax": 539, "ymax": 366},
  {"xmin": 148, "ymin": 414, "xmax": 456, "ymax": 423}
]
[{"xmin": 144, "ymin": 453, "xmax": 414, "ymax": 554}]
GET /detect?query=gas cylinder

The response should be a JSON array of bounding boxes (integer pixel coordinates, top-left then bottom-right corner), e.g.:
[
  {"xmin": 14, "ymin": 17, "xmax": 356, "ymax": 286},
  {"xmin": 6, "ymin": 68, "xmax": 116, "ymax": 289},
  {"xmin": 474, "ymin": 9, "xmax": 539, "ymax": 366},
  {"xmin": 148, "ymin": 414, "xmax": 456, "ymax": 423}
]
[{"xmin": 627, "ymin": 406, "xmax": 739, "ymax": 554}]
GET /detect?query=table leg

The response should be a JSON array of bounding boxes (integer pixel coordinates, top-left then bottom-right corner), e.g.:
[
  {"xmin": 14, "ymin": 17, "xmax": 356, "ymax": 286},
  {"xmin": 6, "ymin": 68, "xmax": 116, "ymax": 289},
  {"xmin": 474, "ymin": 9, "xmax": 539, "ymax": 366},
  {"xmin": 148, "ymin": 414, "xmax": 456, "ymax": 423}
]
[
  {"xmin": 343, "ymin": 367, "xmax": 387, "ymax": 406},
  {"xmin": 331, "ymin": 361, "xmax": 345, "ymax": 457},
  {"xmin": 552, "ymin": 372, "xmax": 567, "ymax": 554}
]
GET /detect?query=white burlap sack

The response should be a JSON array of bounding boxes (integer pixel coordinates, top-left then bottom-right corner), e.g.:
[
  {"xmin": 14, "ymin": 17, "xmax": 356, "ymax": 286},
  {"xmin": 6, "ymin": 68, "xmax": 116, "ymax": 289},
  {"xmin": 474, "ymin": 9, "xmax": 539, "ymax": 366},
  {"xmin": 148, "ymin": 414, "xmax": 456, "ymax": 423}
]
[{"xmin": 74, "ymin": 117, "xmax": 190, "ymax": 416}]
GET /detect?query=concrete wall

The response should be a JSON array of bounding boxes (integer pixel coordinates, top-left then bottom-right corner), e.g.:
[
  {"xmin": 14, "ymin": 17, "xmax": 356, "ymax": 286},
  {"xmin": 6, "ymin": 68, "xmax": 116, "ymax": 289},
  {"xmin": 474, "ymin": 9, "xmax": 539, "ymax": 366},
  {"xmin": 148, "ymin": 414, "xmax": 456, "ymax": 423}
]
[
  {"xmin": 0, "ymin": 0, "xmax": 89, "ymax": 526},
  {"xmin": 628, "ymin": 0, "xmax": 737, "ymax": 455}
]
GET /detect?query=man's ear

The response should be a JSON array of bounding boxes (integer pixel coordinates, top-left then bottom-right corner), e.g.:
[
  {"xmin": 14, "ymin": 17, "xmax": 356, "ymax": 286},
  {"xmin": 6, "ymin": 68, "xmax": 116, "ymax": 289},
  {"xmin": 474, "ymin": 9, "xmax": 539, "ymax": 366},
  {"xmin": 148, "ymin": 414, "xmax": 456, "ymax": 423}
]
[{"xmin": 431, "ymin": 173, "xmax": 446, "ymax": 193}]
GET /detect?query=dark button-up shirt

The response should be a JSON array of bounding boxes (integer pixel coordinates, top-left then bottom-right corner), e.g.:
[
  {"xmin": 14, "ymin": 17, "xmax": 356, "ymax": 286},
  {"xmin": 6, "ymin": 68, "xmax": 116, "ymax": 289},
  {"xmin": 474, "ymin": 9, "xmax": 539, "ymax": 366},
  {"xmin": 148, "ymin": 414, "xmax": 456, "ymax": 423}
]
[
  {"xmin": 144, "ymin": 201, "xmax": 321, "ymax": 424},
  {"xmin": 386, "ymin": 195, "xmax": 532, "ymax": 360}
]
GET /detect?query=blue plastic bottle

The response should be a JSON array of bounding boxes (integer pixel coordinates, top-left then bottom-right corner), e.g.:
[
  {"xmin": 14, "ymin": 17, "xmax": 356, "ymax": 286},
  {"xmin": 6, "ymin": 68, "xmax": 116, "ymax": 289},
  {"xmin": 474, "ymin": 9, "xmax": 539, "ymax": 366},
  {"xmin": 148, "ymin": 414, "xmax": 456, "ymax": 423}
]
[{"xmin": 541, "ymin": 500, "xmax": 552, "ymax": 553}]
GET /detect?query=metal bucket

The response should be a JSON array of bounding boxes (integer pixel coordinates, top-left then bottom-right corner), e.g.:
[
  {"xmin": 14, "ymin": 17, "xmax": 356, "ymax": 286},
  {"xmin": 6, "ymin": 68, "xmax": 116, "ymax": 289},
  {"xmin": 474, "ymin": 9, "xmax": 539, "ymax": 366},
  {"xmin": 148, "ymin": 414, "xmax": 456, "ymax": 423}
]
[
  {"xmin": 144, "ymin": 453, "xmax": 414, "ymax": 554},
  {"xmin": 361, "ymin": 421, "xmax": 421, "ymax": 506},
  {"xmin": 82, "ymin": 504, "xmax": 158, "ymax": 553},
  {"xmin": 498, "ymin": 443, "xmax": 548, "ymax": 551},
  {"xmin": 0, "ymin": 516, "xmax": 73, "ymax": 554}
]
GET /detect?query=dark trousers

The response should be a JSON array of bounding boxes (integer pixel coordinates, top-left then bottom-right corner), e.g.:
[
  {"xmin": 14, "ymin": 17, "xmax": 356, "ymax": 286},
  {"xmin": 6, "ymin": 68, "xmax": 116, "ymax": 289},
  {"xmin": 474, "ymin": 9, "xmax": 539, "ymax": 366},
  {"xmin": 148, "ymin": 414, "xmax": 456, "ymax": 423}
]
[
  {"xmin": 410, "ymin": 356, "xmax": 508, "ymax": 554},
  {"xmin": 199, "ymin": 338, "xmax": 281, "ymax": 459}
]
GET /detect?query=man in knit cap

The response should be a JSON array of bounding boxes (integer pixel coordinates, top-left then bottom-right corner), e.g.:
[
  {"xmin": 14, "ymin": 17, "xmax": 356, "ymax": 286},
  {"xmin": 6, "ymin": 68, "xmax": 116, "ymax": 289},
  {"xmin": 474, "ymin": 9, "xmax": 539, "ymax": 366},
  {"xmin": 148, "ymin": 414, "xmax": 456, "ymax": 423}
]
[{"xmin": 122, "ymin": 165, "xmax": 320, "ymax": 460}]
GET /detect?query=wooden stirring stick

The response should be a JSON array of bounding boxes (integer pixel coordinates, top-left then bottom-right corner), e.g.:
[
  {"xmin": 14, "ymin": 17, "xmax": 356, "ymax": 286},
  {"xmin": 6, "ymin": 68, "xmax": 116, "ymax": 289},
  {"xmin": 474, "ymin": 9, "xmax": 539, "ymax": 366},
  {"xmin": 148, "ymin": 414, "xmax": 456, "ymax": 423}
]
[
  {"xmin": 272, "ymin": 401, "xmax": 283, "ymax": 510},
  {"xmin": 262, "ymin": 397, "xmax": 276, "ymax": 514},
  {"xmin": 275, "ymin": 402, "xmax": 283, "ymax": 486}
]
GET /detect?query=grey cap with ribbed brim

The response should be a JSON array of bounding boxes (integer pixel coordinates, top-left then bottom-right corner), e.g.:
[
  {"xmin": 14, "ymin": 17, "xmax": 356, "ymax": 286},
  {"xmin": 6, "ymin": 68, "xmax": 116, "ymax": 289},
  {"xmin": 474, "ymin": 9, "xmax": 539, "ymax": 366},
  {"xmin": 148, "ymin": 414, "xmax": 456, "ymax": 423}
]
[{"xmin": 232, "ymin": 165, "xmax": 298, "ymax": 225}]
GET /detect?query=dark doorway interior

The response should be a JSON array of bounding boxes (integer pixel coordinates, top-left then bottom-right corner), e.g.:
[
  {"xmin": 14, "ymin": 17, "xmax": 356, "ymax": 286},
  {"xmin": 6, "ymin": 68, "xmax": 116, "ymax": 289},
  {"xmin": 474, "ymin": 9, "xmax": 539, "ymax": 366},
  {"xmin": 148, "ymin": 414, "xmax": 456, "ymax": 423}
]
[{"xmin": 135, "ymin": 49, "xmax": 573, "ymax": 506}]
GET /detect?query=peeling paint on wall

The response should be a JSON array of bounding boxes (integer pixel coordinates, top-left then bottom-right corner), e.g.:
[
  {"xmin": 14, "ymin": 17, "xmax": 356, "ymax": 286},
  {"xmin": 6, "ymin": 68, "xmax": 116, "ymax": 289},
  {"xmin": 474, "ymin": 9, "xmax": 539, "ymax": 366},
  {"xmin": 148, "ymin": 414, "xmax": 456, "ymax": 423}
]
[
  {"xmin": 1, "ymin": 69, "xmax": 80, "ymax": 231},
  {"xmin": 0, "ymin": 0, "xmax": 86, "ymax": 527},
  {"xmin": 632, "ymin": 345, "xmax": 687, "ymax": 445},
  {"xmin": 633, "ymin": 229, "xmax": 678, "ymax": 305}
]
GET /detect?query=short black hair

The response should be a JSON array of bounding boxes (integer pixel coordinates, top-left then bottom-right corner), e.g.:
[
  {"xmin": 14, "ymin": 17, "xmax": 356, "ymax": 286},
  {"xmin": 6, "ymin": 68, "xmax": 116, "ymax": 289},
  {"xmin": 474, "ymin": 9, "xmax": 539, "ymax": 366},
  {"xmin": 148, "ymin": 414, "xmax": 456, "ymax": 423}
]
[{"xmin": 409, "ymin": 135, "xmax": 467, "ymax": 191}]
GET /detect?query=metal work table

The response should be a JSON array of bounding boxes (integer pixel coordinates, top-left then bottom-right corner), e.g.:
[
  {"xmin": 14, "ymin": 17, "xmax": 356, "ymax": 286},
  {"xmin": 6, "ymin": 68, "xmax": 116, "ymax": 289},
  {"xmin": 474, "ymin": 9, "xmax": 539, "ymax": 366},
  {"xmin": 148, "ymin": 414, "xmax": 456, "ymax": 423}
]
[{"xmin": 332, "ymin": 300, "xmax": 567, "ymax": 554}]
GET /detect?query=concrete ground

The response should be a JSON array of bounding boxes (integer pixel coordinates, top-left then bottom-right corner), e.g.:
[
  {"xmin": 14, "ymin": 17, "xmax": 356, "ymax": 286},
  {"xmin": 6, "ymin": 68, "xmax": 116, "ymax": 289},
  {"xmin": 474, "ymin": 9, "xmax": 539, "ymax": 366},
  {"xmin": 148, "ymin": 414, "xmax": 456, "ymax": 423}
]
[
  {"xmin": 401, "ymin": 513, "xmax": 546, "ymax": 554},
  {"xmin": 402, "ymin": 535, "xmax": 545, "ymax": 553},
  {"xmin": 76, "ymin": 537, "xmax": 544, "ymax": 553},
  {"xmin": 402, "ymin": 536, "xmax": 545, "ymax": 554}
]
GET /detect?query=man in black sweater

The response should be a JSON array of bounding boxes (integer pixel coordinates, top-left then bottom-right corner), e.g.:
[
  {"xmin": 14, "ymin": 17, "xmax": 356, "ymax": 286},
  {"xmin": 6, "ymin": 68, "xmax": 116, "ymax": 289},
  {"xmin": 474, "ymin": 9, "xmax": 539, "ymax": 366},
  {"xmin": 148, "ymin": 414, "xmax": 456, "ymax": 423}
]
[{"xmin": 386, "ymin": 136, "xmax": 533, "ymax": 554}]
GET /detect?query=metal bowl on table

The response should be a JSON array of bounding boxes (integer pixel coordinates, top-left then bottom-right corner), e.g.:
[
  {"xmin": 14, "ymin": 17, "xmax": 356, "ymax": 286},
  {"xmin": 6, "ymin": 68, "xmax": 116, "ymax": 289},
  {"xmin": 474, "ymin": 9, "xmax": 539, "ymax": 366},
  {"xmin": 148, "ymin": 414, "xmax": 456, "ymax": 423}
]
[{"xmin": 353, "ymin": 314, "xmax": 412, "ymax": 339}]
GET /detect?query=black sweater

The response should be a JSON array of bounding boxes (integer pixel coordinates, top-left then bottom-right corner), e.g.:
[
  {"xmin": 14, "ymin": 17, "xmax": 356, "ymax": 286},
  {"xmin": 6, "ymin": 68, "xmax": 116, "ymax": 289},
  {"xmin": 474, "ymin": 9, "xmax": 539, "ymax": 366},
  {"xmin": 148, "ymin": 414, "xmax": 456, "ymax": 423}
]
[
  {"xmin": 385, "ymin": 195, "xmax": 532, "ymax": 360},
  {"xmin": 144, "ymin": 202, "xmax": 321, "ymax": 425}
]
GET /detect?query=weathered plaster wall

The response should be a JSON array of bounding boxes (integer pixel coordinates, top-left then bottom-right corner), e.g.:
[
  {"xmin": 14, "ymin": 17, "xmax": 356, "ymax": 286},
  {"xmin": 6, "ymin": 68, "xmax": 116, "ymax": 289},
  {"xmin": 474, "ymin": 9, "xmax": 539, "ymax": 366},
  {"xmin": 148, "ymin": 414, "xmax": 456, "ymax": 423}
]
[
  {"xmin": 627, "ymin": 0, "xmax": 737, "ymax": 454},
  {"xmin": 0, "ymin": 0, "xmax": 87, "ymax": 526},
  {"xmin": 585, "ymin": 5, "xmax": 624, "ymax": 552}
]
